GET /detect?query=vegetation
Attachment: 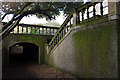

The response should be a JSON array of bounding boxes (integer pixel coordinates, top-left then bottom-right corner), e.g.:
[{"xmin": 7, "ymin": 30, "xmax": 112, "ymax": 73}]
[{"xmin": 1, "ymin": 2, "xmax": 83, "ymax": 39}]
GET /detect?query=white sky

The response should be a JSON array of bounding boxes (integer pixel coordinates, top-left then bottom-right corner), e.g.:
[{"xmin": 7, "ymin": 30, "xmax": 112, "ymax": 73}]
[
  {"xmin": 2, "ymin": 0, "xmax": 87, "ymax": 25},
  {"xmin": 2, "ymin": 0, "xmax": 108, "ymax": 25},
  {"xmin": 2, "ymin": 11, "xmax": 66, "ymax": 25}
]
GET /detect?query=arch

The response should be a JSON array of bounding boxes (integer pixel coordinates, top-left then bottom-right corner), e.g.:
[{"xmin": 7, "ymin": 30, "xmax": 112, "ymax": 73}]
[
  {"xmin": 2, "ymin": 34, "xmax": 53, "ymax": 66},
  {"xmin": 10, "ymin": 42, "xmax": 39, "ymax": 48},
  {"xmin": 9, "ymin": 42, "xmax": 40, "ymax": 64},
  {"xmin": 9, "ymin": 41, "xmax": 40, "ymax": 48}
]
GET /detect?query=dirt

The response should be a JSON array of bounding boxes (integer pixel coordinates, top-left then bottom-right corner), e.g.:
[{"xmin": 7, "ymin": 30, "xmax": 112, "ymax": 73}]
[{"xmin": 2, "ymin": 62, "xmax": 76, "ymax": 79}]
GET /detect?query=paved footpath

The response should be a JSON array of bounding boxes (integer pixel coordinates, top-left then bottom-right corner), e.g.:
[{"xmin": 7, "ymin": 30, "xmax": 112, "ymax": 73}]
[{"xmin": 2, "ymin": 62, "xmax": 76, "ymax": 79}]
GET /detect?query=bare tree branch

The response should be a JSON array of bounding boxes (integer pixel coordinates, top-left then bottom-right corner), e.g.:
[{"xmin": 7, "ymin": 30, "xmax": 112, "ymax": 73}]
[
  {"xmin": 1, "ymin": 12, "xmax": 25, "ymax": 39},
  {"xmin": 47, "ymin": 2, "xmax": 54, "ymax": 10},
  {"xmin": 2, "ymin": 3, "xmax": 32, "ymax": 31},
  {"xmin": 1, "ymin": 11, "xmax": 14, "ymax": 22}
]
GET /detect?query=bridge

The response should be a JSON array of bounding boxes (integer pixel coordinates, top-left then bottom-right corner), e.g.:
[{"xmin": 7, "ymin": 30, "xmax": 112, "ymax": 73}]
[
  {"xmin": 1, "ymin": 1, "xmax": 120, "ymax": 79},
  {"xmin": 2, "ymin": 23, "xmax": 59, "ymax": 65}
]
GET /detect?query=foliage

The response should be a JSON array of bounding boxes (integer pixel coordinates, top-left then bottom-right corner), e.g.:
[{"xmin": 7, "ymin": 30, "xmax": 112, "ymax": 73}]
[
  {"xmin": 1, "ymin": 2, "xmax": 83, "ymax": 39},
  {"xmin": 1, "ymin": 2, "xmax": 83, "ymax": 21},
  {"xmin": 63, "ymin": 2, "xmax": 83, "ymax": 16}
]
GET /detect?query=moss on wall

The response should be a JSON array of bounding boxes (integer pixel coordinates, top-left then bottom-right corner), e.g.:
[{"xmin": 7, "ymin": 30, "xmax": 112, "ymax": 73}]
[
  {"xmin": 45, "ymin": 53, "xmax": 50, "ymax": 64},
  {"xmin": 19, "ymin": 36, "xmax": 41, "ymax": 46},
  {"xmin": 45, "ymin": 54, "xmax": 57, "ymax": 68},
  {"xmin": 72, "ymin": 24, "xmax": 117, "ymax": 78},
  {"xmin": 19, "ymin": 35, "xmax": 53, "ymax": 64},
  {"xmin": 117, "ymin": 20, "xmax": 120, "ymax": 78},
  {"xmin": 2, "ymin": 34, "xmax": 53, "ymax": 65}
]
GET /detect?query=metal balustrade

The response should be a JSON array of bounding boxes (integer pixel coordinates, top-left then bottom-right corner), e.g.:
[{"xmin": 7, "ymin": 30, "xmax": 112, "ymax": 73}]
[{"xmin": 48, "ymin": 2, "xmax": 108, "ymax": 54}]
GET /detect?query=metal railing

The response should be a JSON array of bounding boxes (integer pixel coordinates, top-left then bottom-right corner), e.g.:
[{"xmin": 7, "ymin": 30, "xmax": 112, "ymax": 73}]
[{"xmin": 48, "ymin": 2, "xmax": 108, "ymax": 53}]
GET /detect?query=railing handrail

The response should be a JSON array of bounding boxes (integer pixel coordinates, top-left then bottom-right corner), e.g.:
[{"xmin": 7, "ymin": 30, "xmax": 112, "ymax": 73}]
[
  {"xmin": 49, "ymin": 13, "xmax": 73, "ymax": 45},
  {"xmin": 77, "ymin": 2, "xmax": 99, "ymax": 12},
  {"xmin": 48, "ymin": 2, "xmax": 95, "ymax": 46},
  {"xmin": 2, "ymin": 22, "xmax": 59, "ymax": 36},
  {"xmin": 18, "ymin": 24, "xmax": 59, "ymax": 29},
  {"xmin": 48, "ymin": 1, "xmax": 108, "ymax": 54}
]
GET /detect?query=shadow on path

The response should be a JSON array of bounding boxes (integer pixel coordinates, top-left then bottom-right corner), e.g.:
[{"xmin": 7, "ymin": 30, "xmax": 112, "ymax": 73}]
[{"xmin": 2, "ymin": 62, "xmax": 75, "ymax": 79}]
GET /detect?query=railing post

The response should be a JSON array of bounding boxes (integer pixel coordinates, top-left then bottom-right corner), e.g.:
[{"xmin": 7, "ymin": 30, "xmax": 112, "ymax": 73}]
[
  {"xmin": 93, "ymin": 3, "xmax": 96, "ymax": 18},
  {"xmin": 73, "ymin": 8, "xmax": 79, "ymax": 27},
  {"xmin": 50, "ymin": 28, "xmax": 51, "ymax": 35},
  {"xmin": 100, "ymin": 2, "xmax": 103, "ymax": 16},
  {"xmin": 36, "ymin": 27, "xmax": 37, "ymax": 34},
  {"xmin": 78, "ymin": 11, "xmax": 80, "ymax": 24},
  {"xmin": 87, "ymin": 7, "xmax": 89, "ymax": 19},
  {"xmin": 61, "ymin": 29, "xmax": 63, "ymax": 38},
  {"xmin": 73, "ymin": 11, "xmax": 77, "ymax": 26},
  {"xmin": 34, "ymin": 27, "xmax": 36, "ymax": 34},
  {"xmin": 70, "ymin": 20, "xmax": 72, "ymax": 27},
  {"xmin": 59, "ymin": 31, "xmax": 61, "ymax": 40},
  {"xmin": 39, "ymin": 27, "xmax": 40, "ymax": 34},
  {"xmin": 17, "ymin": 26, "xmax": 19, "ymax": 33},
  {"xmin": 57, "ymin": 34, "xmax": 59, "ymax": 43},
  {"xmin": 81, "ymin": 9, "xmax": 84, "ymax": 21},
  {"xmin": 22, "ymin": 26, "xmax": 23, "ymax": 34},
  {"xmin": 31, "ymin": 27, "xmax": 32, "ymax": 34},
  {"xmin": 26, "ymin": 26, "xmax": 28, "ymax": 34},
  {"xmin": 66, "ymin": 25, "xmax": 68, "ymax": 32},
  {"xmin": 42, "ymin": 28, "xmax": 44, "ymax": 34},
  {"xmin": 64, "ymin": 27, "xmax": 66, "ymax": 35},
  {"xmin": 53, "ymin": 29, "xmax": 54, "ymax": 35},
  {"xmin": 108, "ymin": 1, "xmax": 120, "ymax": 20},
  {"xmin": 46, "ymin": 28, "xmax": 47, "ymax": 34}
]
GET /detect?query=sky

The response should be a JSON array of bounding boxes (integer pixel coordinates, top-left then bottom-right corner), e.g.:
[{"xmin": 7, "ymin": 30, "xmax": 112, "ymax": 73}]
[
  {"xmin": 20, "ymin": 11, "xmax": 66, "ymax": 25},
  {"xmin": 2, "ymin": 0, "xmax": 108, "ymax": 25},
  {"xmin": 2, "ymin": 0, "xmax": 88, "ymax": 25},
  {"xmin": 2, "ymin": 11, "xmax": 66, "ymax": 25}
]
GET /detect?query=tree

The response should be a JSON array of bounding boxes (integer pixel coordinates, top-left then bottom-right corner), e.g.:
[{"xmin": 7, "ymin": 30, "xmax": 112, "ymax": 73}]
[{"xmin": 1, "ymin": 2, "xmax": 83, "ymax": 39}]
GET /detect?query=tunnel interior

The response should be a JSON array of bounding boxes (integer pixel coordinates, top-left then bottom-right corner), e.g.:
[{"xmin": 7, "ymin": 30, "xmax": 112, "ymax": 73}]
[{"xmin": 9, "ymin": 42, "xmax": 39, "ymax": 64}]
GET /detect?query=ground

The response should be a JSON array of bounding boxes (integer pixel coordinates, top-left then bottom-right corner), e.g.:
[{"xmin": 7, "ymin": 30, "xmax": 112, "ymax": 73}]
[{"xmin": 2, "ymin": 62, "xmax": 76, "ymax": 79}]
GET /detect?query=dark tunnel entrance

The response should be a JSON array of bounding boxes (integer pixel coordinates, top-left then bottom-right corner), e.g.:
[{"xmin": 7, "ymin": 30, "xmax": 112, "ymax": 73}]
[{"xmin": 9, "ymin": 42, "xmax": 39, "ymax": 64}]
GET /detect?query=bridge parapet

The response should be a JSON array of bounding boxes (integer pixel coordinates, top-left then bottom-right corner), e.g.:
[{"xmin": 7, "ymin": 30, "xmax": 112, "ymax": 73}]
[
  {"xmin": 48, "ymin": 1, "xmax": 108, "ymax": 54},
  {"xmin": 4, "ymin": 23, "xmax": 59, "ymax": 35}
]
